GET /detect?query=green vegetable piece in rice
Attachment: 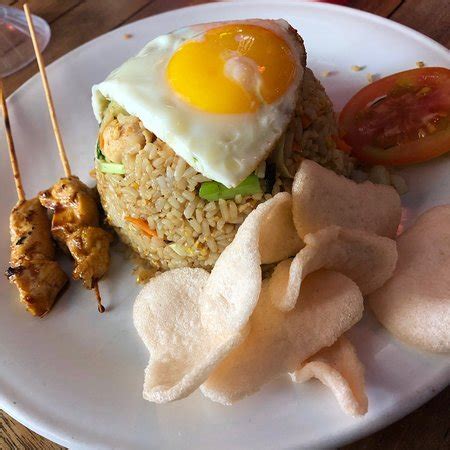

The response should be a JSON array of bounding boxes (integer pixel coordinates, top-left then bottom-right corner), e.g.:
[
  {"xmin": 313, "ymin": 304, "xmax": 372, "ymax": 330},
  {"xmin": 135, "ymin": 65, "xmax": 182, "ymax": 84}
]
[
  {"xmin": 96, "ymin": 142, "xmax": 105, "ymax": 160},
  {"xmin": 98, "ymin": 160, "xmax": 126, "ymax": 174},
  {"xmin": 199, "ymin": 174, "xmax": 262, "ymax": 201},
  {"xmin": 97, "ymin": 140, "xmax": 125, "ymax": 174}
]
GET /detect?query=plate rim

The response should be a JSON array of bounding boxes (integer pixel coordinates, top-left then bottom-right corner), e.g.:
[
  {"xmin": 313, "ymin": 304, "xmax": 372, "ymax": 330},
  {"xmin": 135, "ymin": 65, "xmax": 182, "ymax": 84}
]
[{"xmin": 1, "ymin": 2, "xmax": 450, "ymax": 449}]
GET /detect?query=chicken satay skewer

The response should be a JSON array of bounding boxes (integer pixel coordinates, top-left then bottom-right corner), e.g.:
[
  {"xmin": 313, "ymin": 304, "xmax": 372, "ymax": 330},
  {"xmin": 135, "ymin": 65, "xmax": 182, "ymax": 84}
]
[
  {"xmin": 24, "ymin": 3, "xmax": 110, "ymax": 313},
  {"xmin": 1, "ymin": 80, "xmax": 68, "ymax": 317}
]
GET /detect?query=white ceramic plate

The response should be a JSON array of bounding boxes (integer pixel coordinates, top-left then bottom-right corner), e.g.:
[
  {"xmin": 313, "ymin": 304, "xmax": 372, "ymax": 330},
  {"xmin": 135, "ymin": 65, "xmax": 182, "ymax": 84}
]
[{"xmin": 1, "ymin": 2, "xmax": 449, "ymax": 449}]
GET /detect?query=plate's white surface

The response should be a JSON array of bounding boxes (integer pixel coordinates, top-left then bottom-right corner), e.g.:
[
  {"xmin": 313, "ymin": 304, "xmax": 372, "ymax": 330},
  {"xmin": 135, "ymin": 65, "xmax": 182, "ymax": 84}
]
[{"xmin": 1, "ymin": 2, "xmax": 449, "ymax": 449}]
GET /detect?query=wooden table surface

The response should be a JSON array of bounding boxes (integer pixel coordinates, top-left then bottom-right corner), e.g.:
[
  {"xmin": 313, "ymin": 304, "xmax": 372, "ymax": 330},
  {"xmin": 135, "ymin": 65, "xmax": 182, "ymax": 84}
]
[{"xmin": 0, "ymin": 0, "xmax": 448, "ymax": 448}]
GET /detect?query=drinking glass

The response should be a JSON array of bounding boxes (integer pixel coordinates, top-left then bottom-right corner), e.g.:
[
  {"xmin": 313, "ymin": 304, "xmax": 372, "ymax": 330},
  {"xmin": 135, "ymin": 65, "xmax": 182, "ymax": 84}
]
[{"xmin": 0, "ymin": 5, "xmax": 50, "ymax": 78}]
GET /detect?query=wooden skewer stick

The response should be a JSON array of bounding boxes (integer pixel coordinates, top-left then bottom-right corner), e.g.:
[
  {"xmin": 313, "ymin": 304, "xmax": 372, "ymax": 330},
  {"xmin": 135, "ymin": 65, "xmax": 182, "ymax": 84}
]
[
  {"xmin": 94, "ymin": 282, "xmax": 106, "ymax": 313},
  {"xmin": 24, "ymin": 3, "xmax": 105, "ymax": 313},
  {"xmin": 0, "ymin": 80, "xmax": 26, "ymax": 202},
  {"xmin": 23, "ymin": 3, "xmax": 71, "ymax": 178}
]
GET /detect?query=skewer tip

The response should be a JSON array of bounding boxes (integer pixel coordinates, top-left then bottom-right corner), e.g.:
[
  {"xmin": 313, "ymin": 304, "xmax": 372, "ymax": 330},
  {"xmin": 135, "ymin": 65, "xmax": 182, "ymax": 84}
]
[{"xmin": 94, "ymin": 282, "xmax": 105, "ymax": 313}]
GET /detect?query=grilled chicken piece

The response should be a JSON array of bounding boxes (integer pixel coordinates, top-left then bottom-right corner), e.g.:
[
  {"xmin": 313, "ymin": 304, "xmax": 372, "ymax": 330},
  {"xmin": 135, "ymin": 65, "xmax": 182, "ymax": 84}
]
[
  {"xmin": 6, "ymin": 260, "xmax": 68, "ymax": 317},
  {"xmin": 39, "ymin": 176, "xmax": 99, "ymax": 245},
  {"xmin": 9, "ymin": 197, "xmax": 55, "ymax": 261},
  {"xmin": 39, "ymin": 176, "xmax": 112, "ymax": 291},
  {"xmin": 67, "ymin": 226, "xmax": 113, "ymax": 289},
  {"xmin": 6, "ymin": 198, "xmax": 68, "ymax": 316}
]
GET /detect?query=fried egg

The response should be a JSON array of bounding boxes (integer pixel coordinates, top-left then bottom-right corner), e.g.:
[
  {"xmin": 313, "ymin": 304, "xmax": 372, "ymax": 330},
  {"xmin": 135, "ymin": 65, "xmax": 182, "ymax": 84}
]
[{"xmin": 92, "ymin": 19, "xmax": 306, "ymax": 187}]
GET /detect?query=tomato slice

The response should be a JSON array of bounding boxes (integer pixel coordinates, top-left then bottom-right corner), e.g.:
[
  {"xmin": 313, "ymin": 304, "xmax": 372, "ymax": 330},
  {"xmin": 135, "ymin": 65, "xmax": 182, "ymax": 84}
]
[{"xmin": 339, "ymin": 67, "xmax": 450, "ymax": 166}]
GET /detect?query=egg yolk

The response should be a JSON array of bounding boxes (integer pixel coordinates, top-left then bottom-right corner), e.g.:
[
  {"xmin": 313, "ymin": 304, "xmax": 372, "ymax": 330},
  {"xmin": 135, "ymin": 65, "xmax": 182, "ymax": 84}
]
[{"xmin": 166, "ymin": 24, "xmax": 297, "ymax": 114}]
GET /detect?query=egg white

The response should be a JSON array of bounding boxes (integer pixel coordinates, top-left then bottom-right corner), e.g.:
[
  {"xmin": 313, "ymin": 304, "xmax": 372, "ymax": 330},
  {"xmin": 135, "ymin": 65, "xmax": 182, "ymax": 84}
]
[{"xmin": 92, "ymin": 19, "xmax": 305, "ymax": 187}]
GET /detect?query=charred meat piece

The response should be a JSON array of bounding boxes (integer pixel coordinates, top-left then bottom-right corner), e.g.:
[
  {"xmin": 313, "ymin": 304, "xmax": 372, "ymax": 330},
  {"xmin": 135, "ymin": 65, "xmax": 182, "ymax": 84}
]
[
  {"xmin": 6, "ymin": 260, "xmax": 68, "ymax": 317},
  {"xmin": 67, "ymin": 226, "xmax": 113, "ymax": 289},
  {"xmin": 10, "ymin": 197, "xmax": 55, "ymax": 261},
  {"xmin": 6, "ymin": 199, "xmax": 68, "ymax": 316}
]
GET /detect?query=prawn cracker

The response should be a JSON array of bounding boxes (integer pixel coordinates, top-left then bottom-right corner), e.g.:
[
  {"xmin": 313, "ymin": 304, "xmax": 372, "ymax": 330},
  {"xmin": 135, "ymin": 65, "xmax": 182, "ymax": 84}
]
[
  {"xmin": 292, "ymin": 160, "xmax": 401, "ymax": 238},
  {"xmin": 201, "ymin": 270, "xmax": 364, "ymax": 404},
  {"xmin": 369, "ymin": 205, "xmax": 450, "ymax": 353},
  {"xmin": 292, "ymin": 335, "xmax": 368, "ymax": 417},
  {"xmin": 269, "ymin": 226, "xmax": 397, "ymax": 311}
]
